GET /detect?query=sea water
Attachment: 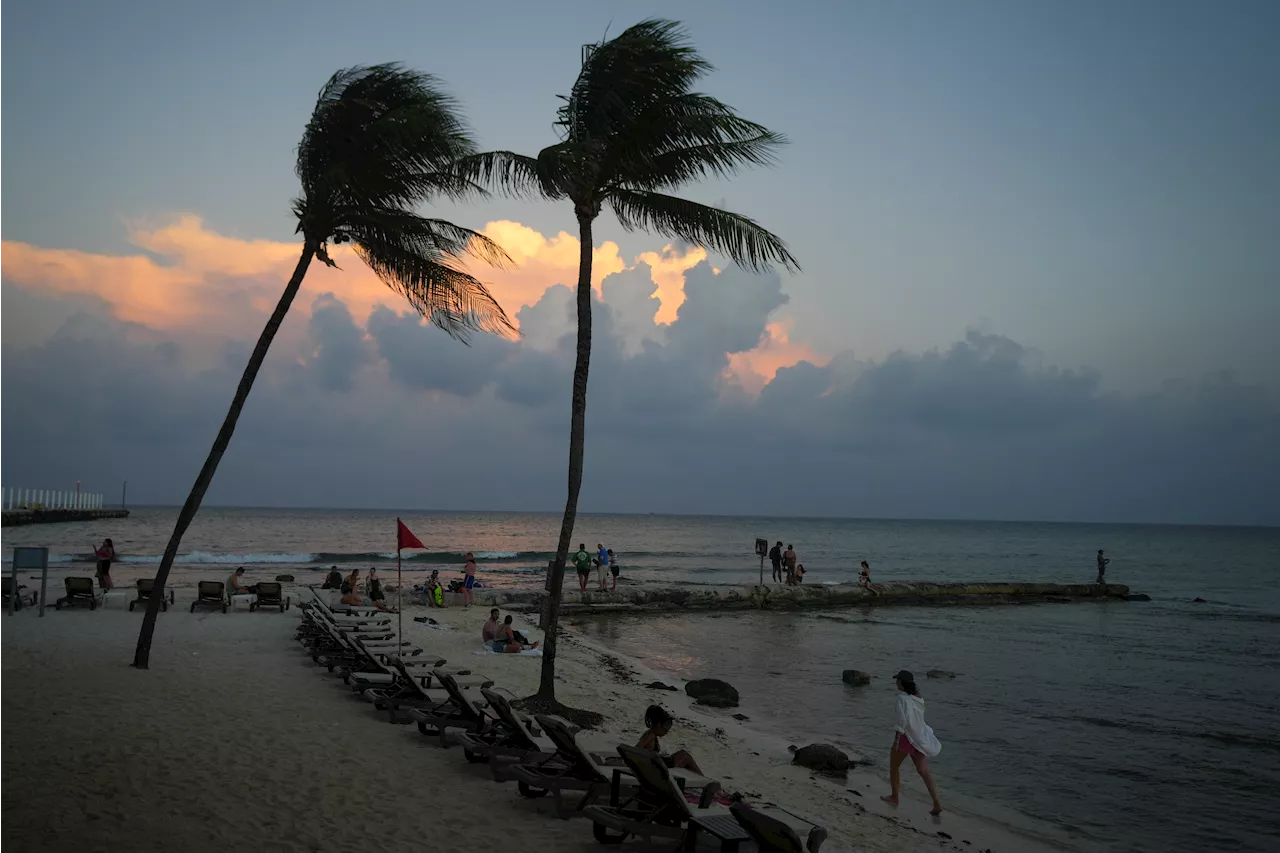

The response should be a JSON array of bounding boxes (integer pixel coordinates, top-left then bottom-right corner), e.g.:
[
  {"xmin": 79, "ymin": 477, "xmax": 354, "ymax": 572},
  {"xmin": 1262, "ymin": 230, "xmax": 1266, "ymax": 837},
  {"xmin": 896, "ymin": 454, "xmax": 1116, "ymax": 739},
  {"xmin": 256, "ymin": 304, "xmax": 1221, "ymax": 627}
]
[{"xmin": 5, "ymin": 508, "xmax": 1278, "ymax": 850}]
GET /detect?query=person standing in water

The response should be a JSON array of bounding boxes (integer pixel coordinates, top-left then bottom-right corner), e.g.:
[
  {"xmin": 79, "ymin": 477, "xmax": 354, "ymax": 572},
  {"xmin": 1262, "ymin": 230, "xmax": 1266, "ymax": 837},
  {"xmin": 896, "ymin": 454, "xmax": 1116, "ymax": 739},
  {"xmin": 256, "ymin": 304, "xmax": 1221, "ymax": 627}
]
[
  {"xmin": 573, "ymin": 544, "xmax": 592, "ymax": 593},
  {"xmin": 1096, "ymin": 549, "xmax": 1110, "ymax": 584},
  {"xmin": 881, "ymin": 669, "xmax": 943, "ymax": 816},
  {"xmin": 92, "ymin": 538, "xmax": 115, "ymax": 590},
  {"xmin": 462, "ymin": 552, "xmax": 477, "ymax": 608},
  {"xmin": 782, "ymin": 544, "xmax": 798, "ymax": 584},
  {"xmin": 596, "ymin": 543, "xmax": 610, "ymax": 592},
  {"xmin": 608, "ymin": 549, "xmax": 620, "ymax": 592}
]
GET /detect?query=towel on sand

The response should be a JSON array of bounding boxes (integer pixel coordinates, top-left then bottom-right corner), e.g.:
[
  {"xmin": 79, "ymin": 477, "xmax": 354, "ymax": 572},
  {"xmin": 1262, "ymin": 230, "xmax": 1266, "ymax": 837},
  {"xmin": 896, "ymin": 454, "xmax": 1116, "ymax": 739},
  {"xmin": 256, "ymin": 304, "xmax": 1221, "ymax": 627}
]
[{"xmin": 474, "ymin": 646, "xmax": 542, "ymax": 656}]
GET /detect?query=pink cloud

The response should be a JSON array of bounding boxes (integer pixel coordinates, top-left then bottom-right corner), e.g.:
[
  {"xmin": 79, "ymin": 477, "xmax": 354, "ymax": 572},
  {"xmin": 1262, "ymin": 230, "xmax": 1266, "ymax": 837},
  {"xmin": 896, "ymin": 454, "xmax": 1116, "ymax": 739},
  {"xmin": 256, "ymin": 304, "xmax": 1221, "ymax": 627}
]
[{"xmin": 2, "ymin": 215, "xmax": 819, "ymax": 395}]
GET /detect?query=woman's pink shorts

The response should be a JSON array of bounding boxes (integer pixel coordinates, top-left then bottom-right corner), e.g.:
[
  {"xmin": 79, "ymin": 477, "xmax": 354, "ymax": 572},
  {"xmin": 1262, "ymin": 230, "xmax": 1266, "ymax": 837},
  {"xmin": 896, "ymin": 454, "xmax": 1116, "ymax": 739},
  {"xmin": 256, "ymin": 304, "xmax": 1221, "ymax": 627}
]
[{"xmin": 895, "ymin": 732, "xmax": 924, "ymax": 758}]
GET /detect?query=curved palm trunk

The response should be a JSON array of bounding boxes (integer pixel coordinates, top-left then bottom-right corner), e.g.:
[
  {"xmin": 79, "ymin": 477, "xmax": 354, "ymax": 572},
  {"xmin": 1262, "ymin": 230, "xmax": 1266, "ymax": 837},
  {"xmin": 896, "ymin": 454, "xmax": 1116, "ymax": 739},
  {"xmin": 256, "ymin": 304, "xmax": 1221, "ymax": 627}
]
[
  {"xmin": 537, "ymin": 213, "xmax": 594, "ymax": 699},
  {"xmin": 132, "ymin": 242, "xmax": 317, "ymax": 669}
]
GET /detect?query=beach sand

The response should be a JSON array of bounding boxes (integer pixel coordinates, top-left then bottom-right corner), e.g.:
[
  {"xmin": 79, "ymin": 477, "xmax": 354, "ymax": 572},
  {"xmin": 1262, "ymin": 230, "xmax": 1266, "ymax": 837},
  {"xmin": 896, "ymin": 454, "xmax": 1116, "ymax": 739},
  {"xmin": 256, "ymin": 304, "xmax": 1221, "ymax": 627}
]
[{"xmin": 2, "ymin": 594, "xmax": 1068, "ymax": 853}]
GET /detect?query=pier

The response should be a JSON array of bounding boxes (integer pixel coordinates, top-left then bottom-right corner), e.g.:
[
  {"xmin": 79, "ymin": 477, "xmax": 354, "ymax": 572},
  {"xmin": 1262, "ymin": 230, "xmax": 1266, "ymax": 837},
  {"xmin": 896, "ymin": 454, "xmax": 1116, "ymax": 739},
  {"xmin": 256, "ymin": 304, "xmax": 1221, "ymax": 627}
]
[
  {"xmin": 1, "ymin": 485, "xmax": 127, "ymax": 527},
  {"xmin": 2, "ymin": 508, "xmax": 130, "ymax": 527}
]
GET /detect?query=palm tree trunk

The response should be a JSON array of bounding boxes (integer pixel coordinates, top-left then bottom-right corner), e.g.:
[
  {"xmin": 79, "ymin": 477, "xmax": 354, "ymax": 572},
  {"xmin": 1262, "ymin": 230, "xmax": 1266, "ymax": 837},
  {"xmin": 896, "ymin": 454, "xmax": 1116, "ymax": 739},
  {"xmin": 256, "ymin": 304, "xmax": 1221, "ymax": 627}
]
[
  {"xmin": 132, "ymin": 242, "xmax": 317, "ymax": 669},
  {"xmin": 536, "ymin": 212, "xmax": 594, "ymax": 699}
]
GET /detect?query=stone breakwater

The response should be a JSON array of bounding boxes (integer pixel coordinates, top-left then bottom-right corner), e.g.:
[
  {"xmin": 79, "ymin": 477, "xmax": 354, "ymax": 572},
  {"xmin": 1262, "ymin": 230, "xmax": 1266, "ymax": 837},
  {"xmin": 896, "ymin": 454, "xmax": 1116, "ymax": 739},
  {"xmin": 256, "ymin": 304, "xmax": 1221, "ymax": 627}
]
[{"xmin": 406, "ymin": 580, "xmax": 1134, "ymax": 614}]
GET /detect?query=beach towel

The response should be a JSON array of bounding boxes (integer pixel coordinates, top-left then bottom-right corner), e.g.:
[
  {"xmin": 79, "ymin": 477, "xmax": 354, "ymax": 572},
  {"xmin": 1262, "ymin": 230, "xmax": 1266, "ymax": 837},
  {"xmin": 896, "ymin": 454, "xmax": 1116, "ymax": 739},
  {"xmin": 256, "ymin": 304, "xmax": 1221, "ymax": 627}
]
[{"xmin": 474, "ymin": 646, "xmax": 543, "ymax": 656}]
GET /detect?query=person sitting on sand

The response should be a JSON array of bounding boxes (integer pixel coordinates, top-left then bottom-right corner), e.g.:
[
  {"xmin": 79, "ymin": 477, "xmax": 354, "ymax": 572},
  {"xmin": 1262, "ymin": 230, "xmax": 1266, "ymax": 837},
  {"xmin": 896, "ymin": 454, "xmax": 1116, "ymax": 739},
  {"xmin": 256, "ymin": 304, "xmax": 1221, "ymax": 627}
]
[
  {"xmin": 340, "ymin": 569, "xmax": 362, "ymax": 606},
  {"xmin": 482, "ymin": 608, "xmax": 501, "ymax": 643},
  {"xmin": 881, "ymin": 669, "xmax": 943, "ymax": 816},
  {"xmin": 366, "ymin": 568, "xmax": 389, "ymax": 611},
  {"xmin": 227, "ymin": 567, "xmax": 254, "ymax": 596},
  {"xmin": 493, "ymin": 615, "xmax": 539, "ymax": 653},
  {"xmin": 322, "ymin": 566, "xmax": 343, "ymax": 589},
  {"xmin": 637, "ymin": 705, "xmax": 704, "ymax": 774}
]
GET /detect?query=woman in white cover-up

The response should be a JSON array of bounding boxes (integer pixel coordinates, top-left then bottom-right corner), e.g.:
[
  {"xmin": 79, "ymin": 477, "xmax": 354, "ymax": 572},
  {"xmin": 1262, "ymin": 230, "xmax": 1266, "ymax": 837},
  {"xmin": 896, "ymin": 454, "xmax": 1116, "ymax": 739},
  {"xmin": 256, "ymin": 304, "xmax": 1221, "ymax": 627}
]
[{"xmin": 881, "ymin": 669, "xmax": 944, "ymax": 816}]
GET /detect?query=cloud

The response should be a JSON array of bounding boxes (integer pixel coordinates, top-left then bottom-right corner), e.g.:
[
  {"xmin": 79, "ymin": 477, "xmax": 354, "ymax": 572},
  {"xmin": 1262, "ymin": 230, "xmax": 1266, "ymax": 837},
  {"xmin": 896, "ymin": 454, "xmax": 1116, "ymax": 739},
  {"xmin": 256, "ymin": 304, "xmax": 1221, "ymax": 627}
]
[{"xmin": 4, "ymin": 221, "xmax": 1277, "ymax": 525}]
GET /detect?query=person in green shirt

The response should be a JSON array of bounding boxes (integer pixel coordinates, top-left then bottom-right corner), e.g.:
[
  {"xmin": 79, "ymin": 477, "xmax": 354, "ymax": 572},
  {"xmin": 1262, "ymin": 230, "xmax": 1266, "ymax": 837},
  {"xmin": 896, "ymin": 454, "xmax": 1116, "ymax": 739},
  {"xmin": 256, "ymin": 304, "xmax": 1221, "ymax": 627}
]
[{"xmin": 572, "ymin": 543, "xmax": 592, "ymax": 593}]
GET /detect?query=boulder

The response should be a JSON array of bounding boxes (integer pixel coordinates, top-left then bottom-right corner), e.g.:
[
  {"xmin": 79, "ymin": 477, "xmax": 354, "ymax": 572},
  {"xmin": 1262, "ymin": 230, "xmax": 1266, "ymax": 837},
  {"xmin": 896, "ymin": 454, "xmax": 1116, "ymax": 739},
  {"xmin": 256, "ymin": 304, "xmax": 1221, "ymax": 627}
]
[
  {"xmin": 275, "ymin": 574, "xmax": 295, "ymax": 582},
  {"xmin": 1125, "ymin": 593, "xmax": 1151, "ymax": 602},
  {"xmin": 842, "ymin": 669, "xmax": 871, "ymax": 686},
  {"xmin": 732, "ymin": 713, "xmax": 750, "ymax": 721},
  {"xmin": 685, "ymin": 678, "xmax": 739, "ymax": 708},
  {"xmin": 792, "ymin": 743, "xmax": 850, "ymax": 777},
  {"xmin": 644, "ymin": 681, "xmax": 678, "ymax": 691},
  {"xmin": 926, "ymin": 670, "xmax": 956, "ymax": 680}
]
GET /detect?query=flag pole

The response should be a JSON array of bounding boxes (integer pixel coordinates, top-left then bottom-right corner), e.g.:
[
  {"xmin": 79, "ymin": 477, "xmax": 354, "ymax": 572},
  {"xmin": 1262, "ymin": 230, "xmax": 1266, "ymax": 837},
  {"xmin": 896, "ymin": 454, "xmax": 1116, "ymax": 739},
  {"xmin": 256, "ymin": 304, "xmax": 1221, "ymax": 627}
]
[{"xmin": 396, "ymin": 517, "xmax": 403, "ymax": 648}]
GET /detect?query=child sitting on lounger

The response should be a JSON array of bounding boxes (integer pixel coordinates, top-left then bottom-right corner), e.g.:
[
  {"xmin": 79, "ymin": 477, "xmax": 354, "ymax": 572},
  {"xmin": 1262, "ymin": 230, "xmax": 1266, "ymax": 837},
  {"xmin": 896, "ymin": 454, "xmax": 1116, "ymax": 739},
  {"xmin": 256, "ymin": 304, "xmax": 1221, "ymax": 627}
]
[{"xmin": 637, "ymin": 705, "xmax": 704, "ymax": 774}]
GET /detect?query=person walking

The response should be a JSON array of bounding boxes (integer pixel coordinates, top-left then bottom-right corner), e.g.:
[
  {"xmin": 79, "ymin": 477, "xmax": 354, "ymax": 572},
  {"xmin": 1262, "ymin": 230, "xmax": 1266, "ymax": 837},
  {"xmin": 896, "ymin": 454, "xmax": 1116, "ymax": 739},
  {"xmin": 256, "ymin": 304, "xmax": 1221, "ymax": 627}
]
[
  {"xmin": 881, "ymin": 669, "xmax": 943, "ymax": 816},
  {"xmin": 573, "ymin": 544, "xmax": 592, "ymax": 593},
  {"xmin": 462, "ymin": 552, "xmax": 477, "ymax": 607},
  {"xmin": 768, "ymin": 541, "xmax": 784, "ymax": 583},
  {"xmin": 596, "ymin": 543, "xmax": 610, "ymax": 592},
  {"xmin": 1096, "ymin": 549, "xmax": 1110, "ymax": 585}
]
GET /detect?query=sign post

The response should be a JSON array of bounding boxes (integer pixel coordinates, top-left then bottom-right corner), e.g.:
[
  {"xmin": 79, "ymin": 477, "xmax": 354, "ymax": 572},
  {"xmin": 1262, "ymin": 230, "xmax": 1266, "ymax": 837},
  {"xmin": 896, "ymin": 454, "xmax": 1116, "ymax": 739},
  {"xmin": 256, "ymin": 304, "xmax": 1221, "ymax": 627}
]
[{"xmin": 754, "ymin": 538, "xmax": 769, "ymax": 587}]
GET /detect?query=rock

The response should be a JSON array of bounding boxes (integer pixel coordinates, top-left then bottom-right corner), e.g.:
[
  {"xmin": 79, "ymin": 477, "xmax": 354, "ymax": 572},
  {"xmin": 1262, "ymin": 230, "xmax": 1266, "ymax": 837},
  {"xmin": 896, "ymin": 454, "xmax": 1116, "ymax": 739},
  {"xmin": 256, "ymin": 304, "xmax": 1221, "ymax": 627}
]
[
  {"xmin": 926, "ymin": 669, "xmax": 956, "ymax": 680},
  {"xmin": 1126, "ymin": 593, "xmax": 1151, "ymax": 601},
  {"xmin": 275, "ymin": 574, "xmax": 295, "ymax": 582},
  {"xmin": 1193, "ymin": 597, "xmax": 1207, "ymax": 603},
  {"xmin": 685, "ymin": 678, "xmax": 739, "ymax": 708},
  {"xmin": 644, "ymin": 681, "xmax": 678, "ymax": 691},
  {"xmin": 842, "ymin": 669, "xmax": 871, "ymax": 686},
  {"xmin": 792, "ymin": 743, "xmax": 851, "ymax": 777},
  {"xmin": 732, "ymin": 713, "xmax": 749, "ymax": 721}
]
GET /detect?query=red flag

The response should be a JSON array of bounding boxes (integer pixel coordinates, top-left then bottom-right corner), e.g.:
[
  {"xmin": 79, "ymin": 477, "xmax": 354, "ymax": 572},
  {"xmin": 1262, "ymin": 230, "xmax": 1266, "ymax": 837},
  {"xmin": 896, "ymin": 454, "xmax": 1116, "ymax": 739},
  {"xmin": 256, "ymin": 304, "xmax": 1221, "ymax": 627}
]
[{"xmin": 397, "ymin": 518, "xmax": 425, "ymax": 550}]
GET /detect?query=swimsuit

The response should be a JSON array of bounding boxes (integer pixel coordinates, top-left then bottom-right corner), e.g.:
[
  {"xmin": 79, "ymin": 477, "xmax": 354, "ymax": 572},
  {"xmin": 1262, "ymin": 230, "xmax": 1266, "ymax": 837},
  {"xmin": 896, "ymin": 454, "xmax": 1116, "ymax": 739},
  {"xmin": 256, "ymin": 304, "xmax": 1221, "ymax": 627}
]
[
  {"xmin": 465, "ymin": 575, "xmax": 476, "ymax": 590},
  {"xmin": 895, "ymin": 732, "xmax": 923, "ymax": 758}
]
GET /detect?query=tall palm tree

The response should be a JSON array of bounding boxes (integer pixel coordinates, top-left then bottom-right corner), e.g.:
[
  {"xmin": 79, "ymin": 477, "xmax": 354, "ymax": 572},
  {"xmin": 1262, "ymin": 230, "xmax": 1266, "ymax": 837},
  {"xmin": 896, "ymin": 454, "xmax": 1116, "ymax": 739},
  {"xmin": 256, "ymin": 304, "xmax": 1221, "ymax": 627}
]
[
  {"xmin": 463, "ymin": 20, "xmax": 799, "ymax": 706},
  {"xmin": 132, "ymin": 64, "xmax": 515, "ymax": 669}
]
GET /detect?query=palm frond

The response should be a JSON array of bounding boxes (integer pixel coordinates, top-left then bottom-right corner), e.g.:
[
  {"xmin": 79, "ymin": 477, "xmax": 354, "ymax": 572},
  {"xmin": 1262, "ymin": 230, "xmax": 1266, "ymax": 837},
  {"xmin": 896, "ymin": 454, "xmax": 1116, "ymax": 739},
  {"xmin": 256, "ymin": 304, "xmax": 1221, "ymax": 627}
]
[
  {"xmin": 451, "ymin": 151, "xmax": 553, "ymax": 199},
  {"xmin": 339, "ymin": 206, "xmax": 513, "ymax": 269},
  {"xmin": 560, "ymin": 19, "xmax": 711, "ymax": 143},
  {"xmin": 296, "ymin": 64, "xmax": 479, "ymax": 219},
  {"xmin": 609, "ymin": 188, "xmax": 799, "ymax": 273},
  {"xmin": 354, "ymin": 228, "xmax": 516, "ymax": 342}
]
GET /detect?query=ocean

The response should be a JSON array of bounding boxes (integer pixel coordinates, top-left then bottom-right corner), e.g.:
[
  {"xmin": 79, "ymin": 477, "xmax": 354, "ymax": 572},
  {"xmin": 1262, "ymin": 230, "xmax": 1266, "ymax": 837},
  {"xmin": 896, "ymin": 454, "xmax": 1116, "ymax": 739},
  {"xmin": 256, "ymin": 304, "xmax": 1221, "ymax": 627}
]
[{"xmin": 5, "ymin": 508, "xmax": 1279, "ymax": 851}]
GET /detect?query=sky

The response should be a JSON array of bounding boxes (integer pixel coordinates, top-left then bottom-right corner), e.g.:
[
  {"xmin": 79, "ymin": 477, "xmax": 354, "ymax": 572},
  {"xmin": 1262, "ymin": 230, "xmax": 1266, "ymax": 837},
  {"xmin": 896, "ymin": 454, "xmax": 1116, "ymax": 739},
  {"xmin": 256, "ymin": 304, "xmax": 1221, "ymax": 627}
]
[{"xmin": 2, "ymin": 0, "xmax": 1278, "ymax": 525}]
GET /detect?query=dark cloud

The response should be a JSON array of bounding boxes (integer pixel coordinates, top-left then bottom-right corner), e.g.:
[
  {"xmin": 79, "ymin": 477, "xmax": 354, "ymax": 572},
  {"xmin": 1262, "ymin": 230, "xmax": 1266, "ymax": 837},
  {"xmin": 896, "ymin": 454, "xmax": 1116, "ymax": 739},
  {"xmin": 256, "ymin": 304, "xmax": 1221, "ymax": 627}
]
[{"xmin": 3, "ymin": 269, "xmax": 1277, "ymax": 525}]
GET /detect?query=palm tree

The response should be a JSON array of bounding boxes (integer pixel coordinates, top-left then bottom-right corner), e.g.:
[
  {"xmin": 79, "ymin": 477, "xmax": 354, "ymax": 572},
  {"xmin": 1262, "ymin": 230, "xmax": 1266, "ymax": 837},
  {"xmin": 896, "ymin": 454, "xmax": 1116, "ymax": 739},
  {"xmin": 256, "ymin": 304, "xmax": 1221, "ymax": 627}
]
[
  {"xmin": 132, "ymin": 64, "xmax": 515, "ymax": 669},
  {"xmin": 463, "ymin": 20, "xmax": 799, "ymax": 708}
]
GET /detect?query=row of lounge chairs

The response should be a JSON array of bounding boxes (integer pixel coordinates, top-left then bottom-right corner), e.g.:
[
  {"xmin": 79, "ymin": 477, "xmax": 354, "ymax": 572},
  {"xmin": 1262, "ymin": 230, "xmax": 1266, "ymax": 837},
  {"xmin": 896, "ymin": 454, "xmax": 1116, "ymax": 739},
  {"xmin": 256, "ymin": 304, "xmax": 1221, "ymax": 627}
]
[
  {"xmin": 14, "ymin": 577, "xmax": 291, "ymax": 613},
  {"xmin": 295, "ymin": 589, "xmax": 828, "ymax": 852}
]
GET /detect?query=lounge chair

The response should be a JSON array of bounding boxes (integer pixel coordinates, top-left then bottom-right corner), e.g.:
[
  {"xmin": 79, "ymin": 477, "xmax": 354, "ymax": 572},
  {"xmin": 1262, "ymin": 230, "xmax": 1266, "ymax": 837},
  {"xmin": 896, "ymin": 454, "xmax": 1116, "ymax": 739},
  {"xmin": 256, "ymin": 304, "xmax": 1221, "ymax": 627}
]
[
  {"xmin": 129, "ymin": 578, "xmax": 175, "ymax": 612},
  {"xmin": 408, "ymin": 670, "xmax": 495, "ymax": 747},
  {"xmin": 504, "ymin": 715, "xmax": 629, "ymax": 819},
  {"xmin": 2, "ymin": 577, "xmax": 38, "ymax": 610},
  {"xmin": 249, "ymin": 582, "xmax": 291, "ymax": 613},
  {"xmin": 730, "ymin": 801, "xmax": 828, "ymax": 853},
  {"xmin": 55, "ymin": 577, "xmax": 99, "ymax": 610},
  {"xmin": 190, "ymin": 581, "xmax": 227, "ymax": 613},
  {"xmin": 456, "ymin": 688, "xmax": 550, "ymax": 765},
  {"xmin": 584, "ymin": 746, "xmax": 827, "ymax": 851}
]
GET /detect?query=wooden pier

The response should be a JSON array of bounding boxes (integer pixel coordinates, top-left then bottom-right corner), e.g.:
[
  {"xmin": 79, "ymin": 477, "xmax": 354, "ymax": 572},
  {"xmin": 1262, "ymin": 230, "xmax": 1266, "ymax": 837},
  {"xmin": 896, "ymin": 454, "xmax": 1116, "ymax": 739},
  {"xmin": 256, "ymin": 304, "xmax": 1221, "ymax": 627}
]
[{"xmin": 1, "ymin": 508, "xmax": 130, "ymax": 527}]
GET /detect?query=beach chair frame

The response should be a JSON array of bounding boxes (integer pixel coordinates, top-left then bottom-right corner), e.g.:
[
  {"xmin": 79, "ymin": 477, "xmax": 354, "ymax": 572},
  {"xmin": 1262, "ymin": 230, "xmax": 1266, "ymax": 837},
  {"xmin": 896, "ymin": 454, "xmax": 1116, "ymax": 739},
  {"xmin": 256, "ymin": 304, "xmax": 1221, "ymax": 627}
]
[
  {"xmin": 55, "ymin": 577, "xmax": 99, "ymax": 611},
  {"xmin": 129, "ymin": 578, "xmax": 175, "ymax": 612},
  {"xmin": 249, "ymin": 582, "xmax": 291, "ymax": 613},
  {"xmin": 190, "ymin": 581, "xmax": 227, "ymax": 613}
]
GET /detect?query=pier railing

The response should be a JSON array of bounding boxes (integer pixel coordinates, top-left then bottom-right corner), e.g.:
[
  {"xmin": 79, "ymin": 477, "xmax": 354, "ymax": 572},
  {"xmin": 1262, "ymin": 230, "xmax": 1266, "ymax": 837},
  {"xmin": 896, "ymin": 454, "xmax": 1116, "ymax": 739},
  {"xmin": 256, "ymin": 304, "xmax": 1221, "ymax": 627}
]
[{"xmin": 2, "ymin": 487, "xmax": 107, "ymax": 511}]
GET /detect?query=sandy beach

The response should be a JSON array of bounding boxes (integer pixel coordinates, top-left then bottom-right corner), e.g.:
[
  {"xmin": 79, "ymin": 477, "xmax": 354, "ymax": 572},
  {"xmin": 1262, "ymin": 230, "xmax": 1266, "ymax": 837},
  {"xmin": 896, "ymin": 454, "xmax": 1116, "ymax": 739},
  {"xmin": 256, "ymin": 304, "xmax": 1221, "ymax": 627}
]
[{"xmin": 2, "ymin": 590, "xmax": 1071, "ymax": 853}]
